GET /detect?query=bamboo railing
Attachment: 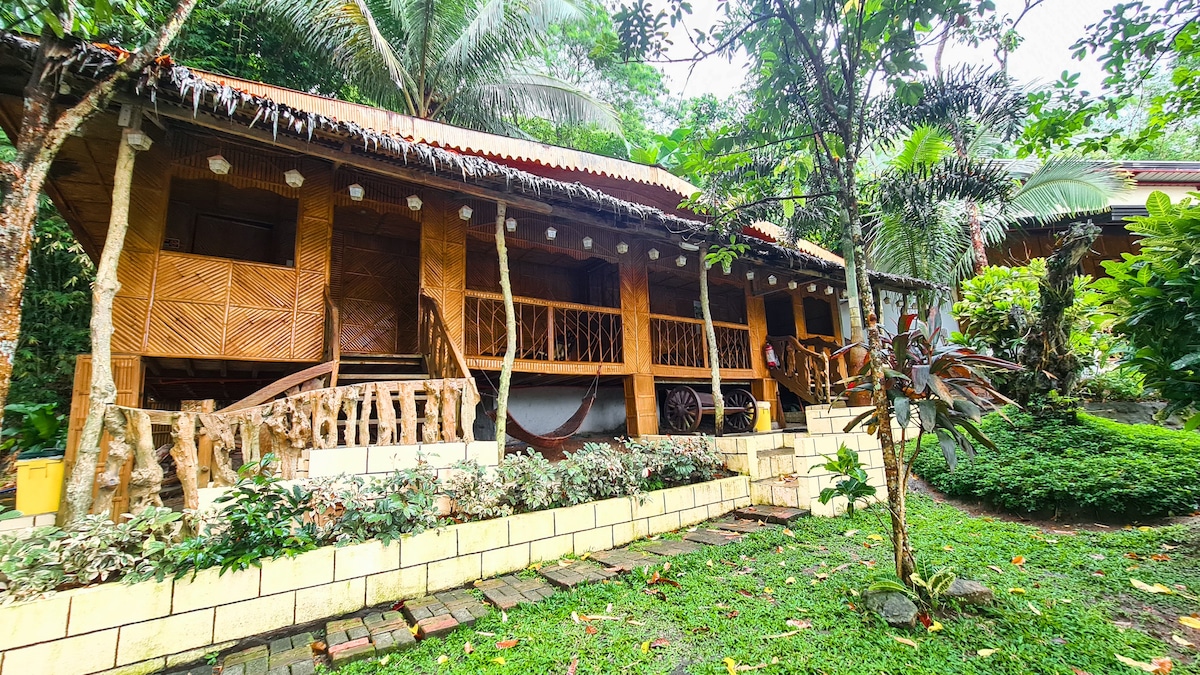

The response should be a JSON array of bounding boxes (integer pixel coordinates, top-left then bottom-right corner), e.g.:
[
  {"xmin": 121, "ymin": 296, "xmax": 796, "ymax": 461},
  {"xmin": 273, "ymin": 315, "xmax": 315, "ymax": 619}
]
[
  {"xmin": 97, "ymin": 376, "xmax": 480, "ymax": 515},
  {"xmin": 649, "ymin": 314, "xmax": 752, "ymax": 370},
  {"xmin": 463, "ymin": 291, "xmax": 623, "ymax": 364},
  {"xmin": 420, "ymin": 292, "xmax": 472, "ymax": 379}
]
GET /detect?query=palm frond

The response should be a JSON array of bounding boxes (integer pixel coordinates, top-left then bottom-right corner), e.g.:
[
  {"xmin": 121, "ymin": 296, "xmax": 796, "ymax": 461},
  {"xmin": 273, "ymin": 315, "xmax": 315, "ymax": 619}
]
[
  {"xmin": 452, "ymin": 73, "xmax": 619, "ymax": 131},
  {"xmin": 1006, "ymin": 159, "xmax": 1134, "ymax": 225},
  {"xmin": 888, "ymin": 125, "xmax": 952, "ymax": 171}
]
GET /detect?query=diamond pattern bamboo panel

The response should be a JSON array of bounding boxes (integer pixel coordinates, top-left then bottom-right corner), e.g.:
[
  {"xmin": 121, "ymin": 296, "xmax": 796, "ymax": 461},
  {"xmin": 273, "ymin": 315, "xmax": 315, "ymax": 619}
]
[
  {"xmin": 340, "ymin": 299, "xmax": 398, "ymax": 354},
  {"xmin": 112, "ymin": 297, "xmax": 149, "ymax": 353},
  {"xmin": 229, "ymin": 264, "xmax": 296, "ymax": 309},
  {"xmin": 225, "ymin": 307, "xmax": 294, "ymax": 358},
  {"xmin": 155, "ymin": 254, "xmax": 230, "ymax": 304},
  {"xmin": 297, "ymin": 272, "xmax": 324, "ymax": 313},
  {"xmin": 293, "ymin": 312, "xmax": 324, "ymax": 359},
  {"xmin": 116, "ymin": 251, "xmax": 155, "ymax": 299},
  {"xmin": 147, "ymin": 300, "xmax": 225, "ymax": 356}
]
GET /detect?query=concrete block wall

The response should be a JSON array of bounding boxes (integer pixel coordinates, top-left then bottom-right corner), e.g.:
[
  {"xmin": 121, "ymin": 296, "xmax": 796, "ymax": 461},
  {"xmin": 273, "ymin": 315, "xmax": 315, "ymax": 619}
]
[{"xmin": 0, "ymin": 476, "xmax": 750, "ymax": 675}]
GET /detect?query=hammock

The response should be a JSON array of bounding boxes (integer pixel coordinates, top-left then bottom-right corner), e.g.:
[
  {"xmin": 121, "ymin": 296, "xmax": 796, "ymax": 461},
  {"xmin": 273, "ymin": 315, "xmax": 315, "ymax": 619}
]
[{"xmin": 485, "ymin": 370, "xmax": 600, "ymax": 450}]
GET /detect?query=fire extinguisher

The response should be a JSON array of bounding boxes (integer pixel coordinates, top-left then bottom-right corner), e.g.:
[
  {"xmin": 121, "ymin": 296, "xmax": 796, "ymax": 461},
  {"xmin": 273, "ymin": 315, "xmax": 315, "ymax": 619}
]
[{"xmin": 764, "ymin": 342, "xmax": 779, "ymax": 368}]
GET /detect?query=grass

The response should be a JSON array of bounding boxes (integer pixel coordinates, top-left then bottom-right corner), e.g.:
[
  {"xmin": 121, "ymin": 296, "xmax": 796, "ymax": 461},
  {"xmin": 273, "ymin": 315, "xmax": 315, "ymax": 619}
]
[{"xmin": 335, "ymin": 495, "xmax": 1200, "ymax": 674}]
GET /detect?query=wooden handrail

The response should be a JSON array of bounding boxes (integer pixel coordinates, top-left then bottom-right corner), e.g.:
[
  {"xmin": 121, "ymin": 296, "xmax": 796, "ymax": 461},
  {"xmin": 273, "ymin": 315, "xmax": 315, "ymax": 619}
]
[
  {"xmin": 766, "ymin": 335, "xmax": 831, "ymax": 405},
  {"xmin": 464, "ymin": 289, "xmax": 623, "ymax": 315},
  {"xmin": 648, "ymin": 313, "xmax": 751, "ymax": 332},
  {"xmin": 420, "ymin": 292, "xmax": 472, "ymax": 380},
  {"xmin": 219, "ymin": 361, "xmax": 337, "ymax": 413}
]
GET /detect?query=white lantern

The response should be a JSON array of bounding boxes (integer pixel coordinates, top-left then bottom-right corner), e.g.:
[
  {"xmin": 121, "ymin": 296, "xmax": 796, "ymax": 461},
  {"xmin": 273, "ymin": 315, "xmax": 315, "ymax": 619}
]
[
  {"xmin": 283, "ymin": 169, "xmax": 304, "ymax": 188},
  {"xmin": 348, "ymin": 183, "xmax": 365, "ymax": 201},
  {"xmin": 125, "ymin": 131, "xmax": 153, "ymax": 152},
  {"xmin": 616, "ymin": 241, "xmax": 629, "ymax": 254},
  {"xmin": 825, "ymin": 285, "xmax": 834, "ymax": 295},
  {"xmin": 545, "ymin": 226, "xmax": 557, "ymax": 240},
  {"xmin": 807, "ymin": 283, "xmax": 817, "ymax": 293},
  {"xmin": 768, "ymin": 274, "xmax": 777, "ymax": 285},
  {"xmin": 582, "ymin": 236, "xmax": 593, "ymax": 250},
  {"xmin": 207, "ymin": 154, "xmax": 231, "ymax": 175},
  {"xmin": 458, "ymin": 205, "xmax": 473, "ymax": 220},
  {"xmin": 788, "ymin": 280, "xmax": 798, "ymax": 290},
  {"xmin": 679, "ymin": 241, "xmax": 700, "ymax": 252},
  {"xmin": 746, "ymin": 270, "xmax": 755, "ymax": 281},
  {"xmin": 676, "ymin": 255, "xmax": 687, "ymax": 267},
  {"xmin": 648, "ymin": 248, "xmax": 660, "ymax": 260},
  {"xmin": 505, "ymin": 217, "xmax": 517, "ymax": 232},
  {"xmin": 883, "ymin": 296, "xmax": 892, "ymax": 305},
  {"xmin": 406, "ymin": 195, "xmax": 423, "ymax": 211}
]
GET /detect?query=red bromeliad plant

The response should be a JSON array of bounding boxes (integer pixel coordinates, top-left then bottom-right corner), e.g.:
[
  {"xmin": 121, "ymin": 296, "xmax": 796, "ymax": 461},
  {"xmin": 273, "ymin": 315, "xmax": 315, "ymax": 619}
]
[{"xmin": 835, "ymin": 309, "xmax": 1021, "ymax": 580}]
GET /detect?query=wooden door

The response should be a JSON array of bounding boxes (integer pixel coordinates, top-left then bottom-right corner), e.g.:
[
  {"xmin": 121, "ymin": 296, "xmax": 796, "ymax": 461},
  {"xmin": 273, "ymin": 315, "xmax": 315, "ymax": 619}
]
[{"xmin": 331, "ymin": 231, "xmax": 420, "ymax": 355}]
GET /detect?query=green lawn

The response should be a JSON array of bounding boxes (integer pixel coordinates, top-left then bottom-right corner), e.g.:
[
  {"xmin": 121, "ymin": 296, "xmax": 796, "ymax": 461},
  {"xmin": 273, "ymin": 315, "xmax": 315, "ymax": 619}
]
[{"xmin": 336, "ymin": 495, "xmax": 1200, "ymax": 674}]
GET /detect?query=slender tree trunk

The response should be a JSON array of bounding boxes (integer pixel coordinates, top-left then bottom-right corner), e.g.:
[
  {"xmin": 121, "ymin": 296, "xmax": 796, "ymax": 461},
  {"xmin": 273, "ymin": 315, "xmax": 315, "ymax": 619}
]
[
  {"xmin": 841, "ymin": 232, "xmax": 871, "ymax": 405},
  {"xmin": 494, "ymin": 202, "xmax": 516, "ymax": 456},
  {"xmin": 60, "ymin": 128, "xmax": 139, "ymax": 523},
  {"xmin": 967, "ymin": 202, "xmax": 988, "ymax": 275},
  {"xmin": 844, "ymin": 191, "xmax": 914, "ymax": 581},
  {"xmin": 0, "ymin": 0, "xmax": 200, "ymax": 427},
  {"xmin": 699, "ymin": 262, "xmax": 724, "ymax": 434}
]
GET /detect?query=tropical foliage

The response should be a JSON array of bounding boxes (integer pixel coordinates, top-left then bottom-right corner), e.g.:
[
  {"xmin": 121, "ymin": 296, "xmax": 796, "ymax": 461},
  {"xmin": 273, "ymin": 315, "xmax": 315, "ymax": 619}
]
[
  {"xmin": 257, "ymin": 0, "xmax": 618, "ymax": 134},
  {"xmin": 1095, "ymin": 191, "xmax": 1200, "ymax": 430}
]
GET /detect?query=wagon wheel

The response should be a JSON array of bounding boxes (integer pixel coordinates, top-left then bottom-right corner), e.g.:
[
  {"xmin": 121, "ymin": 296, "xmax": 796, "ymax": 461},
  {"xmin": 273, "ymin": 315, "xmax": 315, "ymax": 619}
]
[
  {"xmin": 664, "ymin": 386, "xmax": 703, "ymax": 433},
  {"xmin": 724, "ymin": 388, "xmax": 758, "ymax": 433}
]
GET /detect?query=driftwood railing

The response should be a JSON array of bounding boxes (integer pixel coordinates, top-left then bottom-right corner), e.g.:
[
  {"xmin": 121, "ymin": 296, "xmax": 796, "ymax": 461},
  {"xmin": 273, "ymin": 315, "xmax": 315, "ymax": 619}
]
[
  {"xmin": 649, "ymin": 315, "xmax": 752, "ymax": 370},
  {"xmin": 97, "ymin": 377, "xmax": 480, "ymax": 516},
  {"xmin": 766, "ymin": 335, "xmax": 831, "ymax": 405},
  {"xmin": 463, "ymin": 291, "xmax": 624, "ymax": 364}
]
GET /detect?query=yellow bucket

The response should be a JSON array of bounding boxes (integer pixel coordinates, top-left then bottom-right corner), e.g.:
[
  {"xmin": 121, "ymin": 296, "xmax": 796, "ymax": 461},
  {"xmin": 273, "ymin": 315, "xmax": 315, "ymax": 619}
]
[
  {"xmin": 754, "ymin": 401, "xmax": 772, "ymax": 432},
  {"xmin": 16, "ymin": 457, "xmax": 65, "ymax": 515}
]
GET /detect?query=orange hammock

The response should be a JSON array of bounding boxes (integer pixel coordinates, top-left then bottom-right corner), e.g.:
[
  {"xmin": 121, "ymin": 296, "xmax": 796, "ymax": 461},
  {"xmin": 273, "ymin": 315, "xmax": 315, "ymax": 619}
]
[{"xmin": 485, "ymin": 371, "xmax": 600, "ymax": 450}]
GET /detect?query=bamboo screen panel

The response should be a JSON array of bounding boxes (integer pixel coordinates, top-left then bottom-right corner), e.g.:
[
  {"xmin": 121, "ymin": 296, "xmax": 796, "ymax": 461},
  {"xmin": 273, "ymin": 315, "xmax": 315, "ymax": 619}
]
[
  {"xmin": 650, "ymin": 316, "xmax": 752, "ymax": 370},
  {"xmin": 464, "ymin": 293, "xmax": 623, "ymax": 363}
]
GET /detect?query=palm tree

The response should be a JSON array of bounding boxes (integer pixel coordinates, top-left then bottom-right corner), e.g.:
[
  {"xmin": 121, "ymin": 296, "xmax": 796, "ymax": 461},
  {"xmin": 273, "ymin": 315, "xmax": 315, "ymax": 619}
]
[
  {"xmin": 867, "ymin": 68, "xmax": 1130, "ymax": 288},
  {"xmin": 260, "ymin": 0, "xmax": 618, "ymax": 134}
]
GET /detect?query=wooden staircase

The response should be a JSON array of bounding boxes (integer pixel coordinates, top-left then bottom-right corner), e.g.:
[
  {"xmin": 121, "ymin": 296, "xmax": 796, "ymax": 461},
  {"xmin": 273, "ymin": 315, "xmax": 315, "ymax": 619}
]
[
  {"xmin": 766, "ymin": 335, "xmax": 834, "ymax": 405},
  {"xmin": 335, "ymin": 354, "xmax": 429, "ymax": 386}
]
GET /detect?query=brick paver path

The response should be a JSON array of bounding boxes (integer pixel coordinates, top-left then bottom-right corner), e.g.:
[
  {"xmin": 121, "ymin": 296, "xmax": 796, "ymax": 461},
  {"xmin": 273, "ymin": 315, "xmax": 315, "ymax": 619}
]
[
  {"xmin": 475, "ymin": 575, "xmax": 556, "ymax": 610},
  {"xmin": 538, "ymin": 558, "xmax": 620, "ymax": 588},
  {"xmin": 715, "ymin": 517, "xmax": 776, "ymax": 533},
  {"xmin": 682, "ymin": 529, "xmax": 743, "ymax": 546},
  {"xmin": 640, "ymin": 539, "xmax": 704, "ymax": 556},
  {"xmin": 589, "ymin": 548, "xmax": 663, "ymax": 573},
  {"xmin": 732, "ymin": 505, "xmax": 810, "ymax": 524}
]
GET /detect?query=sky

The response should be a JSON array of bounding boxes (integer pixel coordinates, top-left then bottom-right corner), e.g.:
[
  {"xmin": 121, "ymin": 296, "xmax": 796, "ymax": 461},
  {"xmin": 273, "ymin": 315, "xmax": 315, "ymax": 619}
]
[{"xmin": 658, "ymin": 0, "xmax": 1128, "ymax": 100}]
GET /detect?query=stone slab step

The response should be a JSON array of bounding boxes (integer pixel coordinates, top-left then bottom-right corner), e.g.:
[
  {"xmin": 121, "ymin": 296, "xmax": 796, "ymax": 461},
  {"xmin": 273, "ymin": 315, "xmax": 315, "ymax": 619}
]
[
  {"xmin": 715, "ymin": 518, "xmax": 776, "ymax": 534},
  {"xmin": 539, "ymin": 559, "xmax": 620, "ymax": 588},
  {"xmin": 640, "ymin": 539, "xmax": 704, "ymax": 556},
  {"xmin": 732, "ymin": 505, "xmax": 810, "ymax": 524},
  {"xmin": 402, "ymin": 590, "xmax": 490, "ymax": 626},
  {"xmin": 758, "ymin": 447, "xmax": 794, "ymax": 458},
  {"xmin": 683, "ymin": 529, "xmax": 743, "ymax": 546},
  {"xmin": 590, "ymin": 548, "xmax": 663, "ymax": 573},
  {"xmin": 475, "ymin": 575, "xmax": 556, "ymax": 610}
]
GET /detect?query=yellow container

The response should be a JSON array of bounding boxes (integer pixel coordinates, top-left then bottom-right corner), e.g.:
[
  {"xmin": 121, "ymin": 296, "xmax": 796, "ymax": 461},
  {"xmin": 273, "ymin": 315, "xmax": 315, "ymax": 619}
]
[
  {"xmin": 16, "ymin": 457, "xmax": 65, "ymax": 515},
  {"xmin": 754, "ymin": 401, "xmax": 772, "ymax": 433}
]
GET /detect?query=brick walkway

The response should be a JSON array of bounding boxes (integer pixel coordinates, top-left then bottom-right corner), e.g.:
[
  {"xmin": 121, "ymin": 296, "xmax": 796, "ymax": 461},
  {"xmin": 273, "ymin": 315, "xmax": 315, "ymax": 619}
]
[{"xmin": 168, "ymin": 510, "xmax": 806, "ymax": 675}]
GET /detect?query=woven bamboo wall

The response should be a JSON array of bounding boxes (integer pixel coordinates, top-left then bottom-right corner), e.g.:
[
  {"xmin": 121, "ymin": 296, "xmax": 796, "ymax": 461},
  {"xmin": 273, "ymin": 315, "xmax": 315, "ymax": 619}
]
[
  {"xmin": 64, "ymin": 355, "xmax": 144, "ymax": 517},
  {"xmin": 110, "ymin": 133, "xmax": 331, "ymax": 362}
]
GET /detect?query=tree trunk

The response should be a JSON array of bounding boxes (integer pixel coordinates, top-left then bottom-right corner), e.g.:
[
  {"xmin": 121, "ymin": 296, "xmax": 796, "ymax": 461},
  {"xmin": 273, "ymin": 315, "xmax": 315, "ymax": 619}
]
[
  {"xmin": 59, "ymin": 128, "xmax": 139, "ymax": 523},
  {"xmin": 840, "ymin": 233, "xmax": 871, "ymax": 406},
  {"xmin": 494, "ymin": 202, "xmax": 516, "ymax": 456},
  {"xmin": 967, "ymin": 202, "xmax": 988, "ymax": 275},
  {"xmin": 844, "ymin": 195, "xmax": 914, "ymax": 581},
  {"xmin": 1015, "ymin": 221, "xmax": 1099, "ymax": 406},
  {"xmin": 699, "ymin": 262, "xmax": 724, "ymax": 434}
]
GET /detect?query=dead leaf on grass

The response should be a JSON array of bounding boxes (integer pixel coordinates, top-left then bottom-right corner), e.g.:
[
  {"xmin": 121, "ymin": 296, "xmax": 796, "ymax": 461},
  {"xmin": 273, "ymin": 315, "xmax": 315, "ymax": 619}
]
[
  {"xmin": 786, "ymin": 619, "xmax": 812, "ymax": 629},
  {"xmin": 1028, "ymin": 601, "xmax": 1042, "ymax": 616},
  {"xmin": 648, "ymin": 571, "xmax": 680, "ymax": 588},
  {"xmin": 1151, "ymin": 554, "xmax": 1171, "ymax": 562},
  {"xmin": 1180, "ymin": 616, "xmax": 1200, "ymax": 630},
  {"xmin": 987, "ymin": 565, "xmax": 1004, "ymax": 574},
  {"xmin": 1012, "ymin": 555, "xmax": 1026, "ymax": 566},
  {"xmin": 496, "ymin": 639, "xmax": 519, "ymax": 649},
  {"xmin": 585, "ymin": 624, "xmax": 598, "ymax": 635},
  {"xmin": 1170, "ymin": 635, "xmax": 1193, "ymax": 647},
  {"xmin": 463, "ymin": 641, "xmax": 474, "ymax": 654},
  {"xmin": 651, "ymin": 638, "xmax": 670, "ymax": 649},
  {"xmin": 1115, "ymin": 654, "xmax": 1173, "ymax": 674},
  {"xmin": 567, "ymin": 658, "xmax": 578, "ymax": 675},
  {"xmin": 977, "ymin": 649, "xmax": 997, "ymax": 657},
  {"xmin": 891, "ymin": 635, "xmax": 918, "ymax": 649},
  {"xmin": 1131, "ymin": 579, "xmax": 1175, "ymax": 595}
]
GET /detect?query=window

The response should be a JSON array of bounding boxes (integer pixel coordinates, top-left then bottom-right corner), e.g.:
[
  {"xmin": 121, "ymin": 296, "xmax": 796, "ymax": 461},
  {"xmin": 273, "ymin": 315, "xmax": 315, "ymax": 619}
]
[
  {"xmin": 803, "ymin": 297, "xmax": 836, "ymax": 336},
  {"xmin": 163, "ymin": 178, "xmax": 298, "ymax": 266}
]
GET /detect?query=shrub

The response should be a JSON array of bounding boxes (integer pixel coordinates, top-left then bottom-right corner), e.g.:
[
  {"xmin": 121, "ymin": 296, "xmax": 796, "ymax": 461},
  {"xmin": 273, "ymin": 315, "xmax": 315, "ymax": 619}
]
[
  {"xmin": 911, "ymin": 409, "xmax": 1200, "ymax": 519},
  {"xmin": 0, "ymin": 507, "xmax": 183, "ymax": 602},
  {"xmin": 1078, "ymin": 366, "xmax": 1148, "ymax": 402},
  {"xmin": 628, "ymin": 436, "xmax": 723, "ymax": 490},
  {"xmin": 810, "ymin": 444, "xmax": 876, "ymax": 515},
  {"xmin": 305, "ymin": 464, "xmax": 442, "ymax": 546}
]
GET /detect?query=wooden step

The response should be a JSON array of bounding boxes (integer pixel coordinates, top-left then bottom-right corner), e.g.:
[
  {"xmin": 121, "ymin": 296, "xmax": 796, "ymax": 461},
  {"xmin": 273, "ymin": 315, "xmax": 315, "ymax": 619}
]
[{"xmin": 336, "ymin": 373, "xmax": 432, "ymax": 382}]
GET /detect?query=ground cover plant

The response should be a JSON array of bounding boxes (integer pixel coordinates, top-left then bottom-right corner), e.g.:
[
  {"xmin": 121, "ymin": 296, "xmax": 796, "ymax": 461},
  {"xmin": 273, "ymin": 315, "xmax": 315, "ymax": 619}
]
[
  {"xmin": 912, "ymin": 409, "xmax": 1200, "ymax": 519},
  {"xmin": 336, "ymin": 495, "xmax": 1200, "ymax": 675}
]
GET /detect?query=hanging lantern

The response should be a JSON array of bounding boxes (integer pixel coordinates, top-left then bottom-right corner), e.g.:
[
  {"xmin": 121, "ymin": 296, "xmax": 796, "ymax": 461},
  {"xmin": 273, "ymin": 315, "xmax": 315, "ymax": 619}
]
[
  {"xmin": 284, "ymin": 169, "xmax": 305, "ymax": 188},
  {"xmin": 676, "ymin": 255, "xmax": 687, "ymax": 267},
  {"xmin": 582, "ymin": 236, "xmax": 593, "ymax": 250},
  {"xmin": 125, "ymin": 131, "xmax": 153, "ymax": 152},
  {"xmin": 348, "ymin": 183, "xmax": 365, "ymax": 201},
  {"xmin": 616, "ymin": 241, "xmax": 629, "ymax": 254},
  {"xmin": 545, "ymin": 226, "xmax": 557, "ymax": 240},
  {"xmin": 458, "ymin": 205, "xmax": 473, "ymax": 220},
  {"xmin": 207, "ymin": 154, "xmax": 231, "ymax": 175},
  {"xmin": 648, "ymin": 248, "xmax": 660, "ymax": 260},
  {"xmin": 746, "ymin": 270, "xmax": 755, "ymax": 281},
  {"xmin": 825, "ymin": 285, "xmax": 834, "ymax": 295},
  {"xmin": 406, "ymin": 195, "xmax": 423, "ymax": 211},
  {"xmin": 505, "ymin": 217, "xmax": 517, "ymax": 232},
  {"xmin": 807, "ymin": 283, "xmax": 817, "ymax": 293},
  {"xmin": 767, "ymin": 274, "xmax": 777, "ymax": 285},
  {"xmin": 788, "ymin": 280, "xmax": 798, "ymax": 290}
]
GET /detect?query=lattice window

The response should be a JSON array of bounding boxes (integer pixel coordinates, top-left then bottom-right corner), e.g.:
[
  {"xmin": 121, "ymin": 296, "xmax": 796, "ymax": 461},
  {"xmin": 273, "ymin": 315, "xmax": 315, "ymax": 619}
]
[
  {"xmin": 715, "ymin": 326, "xmax": 752, "ymax": 370},
  {"xmin": 557, "ymin": 309, "xmax": 623, "ymax": 363}
]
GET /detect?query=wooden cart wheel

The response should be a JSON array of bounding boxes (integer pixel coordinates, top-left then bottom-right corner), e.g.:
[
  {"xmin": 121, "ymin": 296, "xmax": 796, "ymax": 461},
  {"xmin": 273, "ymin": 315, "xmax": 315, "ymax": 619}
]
[
  {"xmin": 664, "ymin": 386, "xmax": 703, "ymax": 433},
  {"xmin": 724, "ymin": 388, "xmax": 758, "ymax": 433}
]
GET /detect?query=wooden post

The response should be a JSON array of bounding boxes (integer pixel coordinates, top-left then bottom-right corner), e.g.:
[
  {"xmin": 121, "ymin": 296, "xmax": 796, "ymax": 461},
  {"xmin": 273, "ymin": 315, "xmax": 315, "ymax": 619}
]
[
  {"xmin": 494, "ymin": 202, "xmax": 516, "ymax": 454},
  {"xmin": 181, "ymin": 399, "xmax": 215, "ymax": 486},
  {"xmin": 60, "ymin": 125, "xmax": 142, "ymax": 524},
  {"xmin": 170, "ymin": 412, "xmax": 200, "ymax": 510}
]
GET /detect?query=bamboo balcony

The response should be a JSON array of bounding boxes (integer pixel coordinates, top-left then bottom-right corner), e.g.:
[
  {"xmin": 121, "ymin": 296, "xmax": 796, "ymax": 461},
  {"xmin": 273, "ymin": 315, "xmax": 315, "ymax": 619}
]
[
  {"xmin": 649, "ymin": 314, "xmax": 753, "ymax": 375},
  {"xmin": 463, "ymin": 291, "xmax": 624, "ymax": 372}
]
